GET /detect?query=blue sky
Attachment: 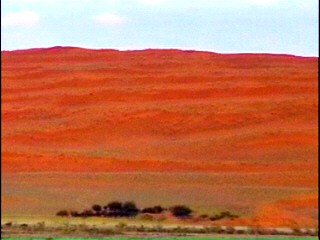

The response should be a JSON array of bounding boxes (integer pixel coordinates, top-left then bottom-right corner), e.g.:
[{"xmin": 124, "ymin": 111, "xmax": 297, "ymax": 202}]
[{"xmin": 1, "ymin": 0, "xmax": 319, "ymax": 56}]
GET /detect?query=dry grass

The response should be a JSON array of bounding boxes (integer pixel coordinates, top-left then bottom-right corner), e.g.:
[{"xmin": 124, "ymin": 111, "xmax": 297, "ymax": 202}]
[{"xmin": 1, "ymin": 216, "xmax": 318, "ymax": 238}]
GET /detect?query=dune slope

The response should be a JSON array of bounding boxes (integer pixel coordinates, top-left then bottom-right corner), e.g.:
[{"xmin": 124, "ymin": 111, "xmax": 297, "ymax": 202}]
[
  {"xmin": 2, "ymin": 47, "xmax": 318, "ymax": 172},
  {"xmin": 1, "ymin": 47, "xmax": 318, "ymax": 226}
]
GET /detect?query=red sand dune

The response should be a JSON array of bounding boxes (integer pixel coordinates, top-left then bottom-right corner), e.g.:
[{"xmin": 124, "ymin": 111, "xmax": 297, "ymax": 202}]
[
  {"xmin": 252, "ymin": 193, "xmax": 319, "ymax": 227},
  {"xmin": 2, "ymin": 47, "xmax": 318, "ymax": 173},
  {"xmin": 1, "ymin": 47, "xmax": 318, "ymax": 226}
]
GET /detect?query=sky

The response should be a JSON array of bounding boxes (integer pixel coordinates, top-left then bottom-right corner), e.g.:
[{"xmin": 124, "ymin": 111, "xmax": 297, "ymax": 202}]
[{"xmin": 1, "ymin": 0, "xmax": 319, "ymax": 56}]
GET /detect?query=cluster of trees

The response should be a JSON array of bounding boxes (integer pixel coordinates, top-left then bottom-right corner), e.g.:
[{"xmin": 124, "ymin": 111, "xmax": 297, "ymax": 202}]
[
  {"xmin": 141, "ymin": 205, "xmax": 164, "ymax": 214},
  {"xmin": 56, "ymin": 201, "xmax": 239, "ymax": 221},
  {"xmin": 56, "ymin": 201, "xmax": 193, "ymax": 218},
  {"xmin": 66, "ymin": 201, "xmax": 140, "ymax": 218},
  {"xmin": 209, "ymin": 211, "xmax": 239, "ymax": 221}
]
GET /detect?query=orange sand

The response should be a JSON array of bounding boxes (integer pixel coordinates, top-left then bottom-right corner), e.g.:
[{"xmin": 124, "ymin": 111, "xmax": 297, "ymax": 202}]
[{"xmin": 1, "ymin": 47, "xmax": 318, "ymax": 227}]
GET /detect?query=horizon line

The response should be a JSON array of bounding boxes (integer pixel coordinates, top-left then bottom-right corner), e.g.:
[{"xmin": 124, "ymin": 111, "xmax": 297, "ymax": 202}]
[{"xmin": 1, "ymin": 45, "xmax": 318, "ymax": 58}]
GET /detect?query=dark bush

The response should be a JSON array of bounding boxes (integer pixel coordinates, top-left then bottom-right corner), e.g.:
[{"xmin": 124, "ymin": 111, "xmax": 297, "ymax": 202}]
[
  {"xmin": 106, "ymin": 201, "xmax": 123, "ymax": 217},
  {"xmin": 221, "ymin": 211, "xmax": 238, "ymax": 219},
  {"xmin": 209, "ymin": 211, "xmax": 239, "ymax": 221},
  {"xmin": 81, "ymin": 209, "xmax": 94, "ymax": 217},
  {"xmin": 107, "ymin": 201, "xmax": 123, "ymax": 211},
  {"xmin": 122, "ymin": 201, "xmax": 140, "ymax": 217},
  {"xmin": 235, "ymin": 229, "xmax": 245, "ymax": 234},
  {"xmin": 220, "ymin": 211, "xmax": 231, "ymax": 217},
  {"xmin": 153, "ymin": 205, "xmax": 164, "ymax": 213},
  {"xmin": 92, "ymin": 204, "xmax": 102, "ymax": 213},
  {"xmin": 142, "ymin": 205, "xmax": 164, "ymax": 214},
  {"xmin": 142, "ymin": 207, "xmax": 154, "ymax": 213},
  {"xmin": 170, "ymin": 205, "xmax": 192, "ymax": 218},
  {"xmin": 56, "ymin": 210, "xmax": 69, "ymax": 217},
  {"xmin": 70, "ymin": 211, "xmax": 80, "ymax": 217},
  {"xmin": 209, "ymin": 214, "xmax": 224, "ymax": 221}
]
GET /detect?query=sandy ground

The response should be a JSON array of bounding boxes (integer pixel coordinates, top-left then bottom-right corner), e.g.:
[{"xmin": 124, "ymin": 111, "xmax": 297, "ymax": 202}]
[
  {"xmin": 2, "ymin": 47, "xmax": 318, "ymax": 228},
  {"xmin": 2, "ymin": 172, "xmax": 318, "ymax": 228},
  {"xmin": 1, "ymin": 216, "xmax": 318, "ymax": 238}
]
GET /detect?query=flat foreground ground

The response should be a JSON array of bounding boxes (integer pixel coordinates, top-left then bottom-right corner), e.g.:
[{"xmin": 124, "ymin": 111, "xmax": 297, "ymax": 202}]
[
  {"xmin": 2, "ymin": 172, "xmax": 318, "ymax": 228},
  {"xmin": 1, "ymin": 215, "xmax": 318, "ymax": 238}
]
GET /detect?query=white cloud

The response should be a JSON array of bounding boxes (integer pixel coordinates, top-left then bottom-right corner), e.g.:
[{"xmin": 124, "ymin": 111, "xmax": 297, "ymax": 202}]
[
  {"xmin": 92, "ymin": 13, "xmax": 126, "ymax": 26},
  {"xmin": 2, "ymin": 11, "xmax": 40, "ymax": 27}
]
